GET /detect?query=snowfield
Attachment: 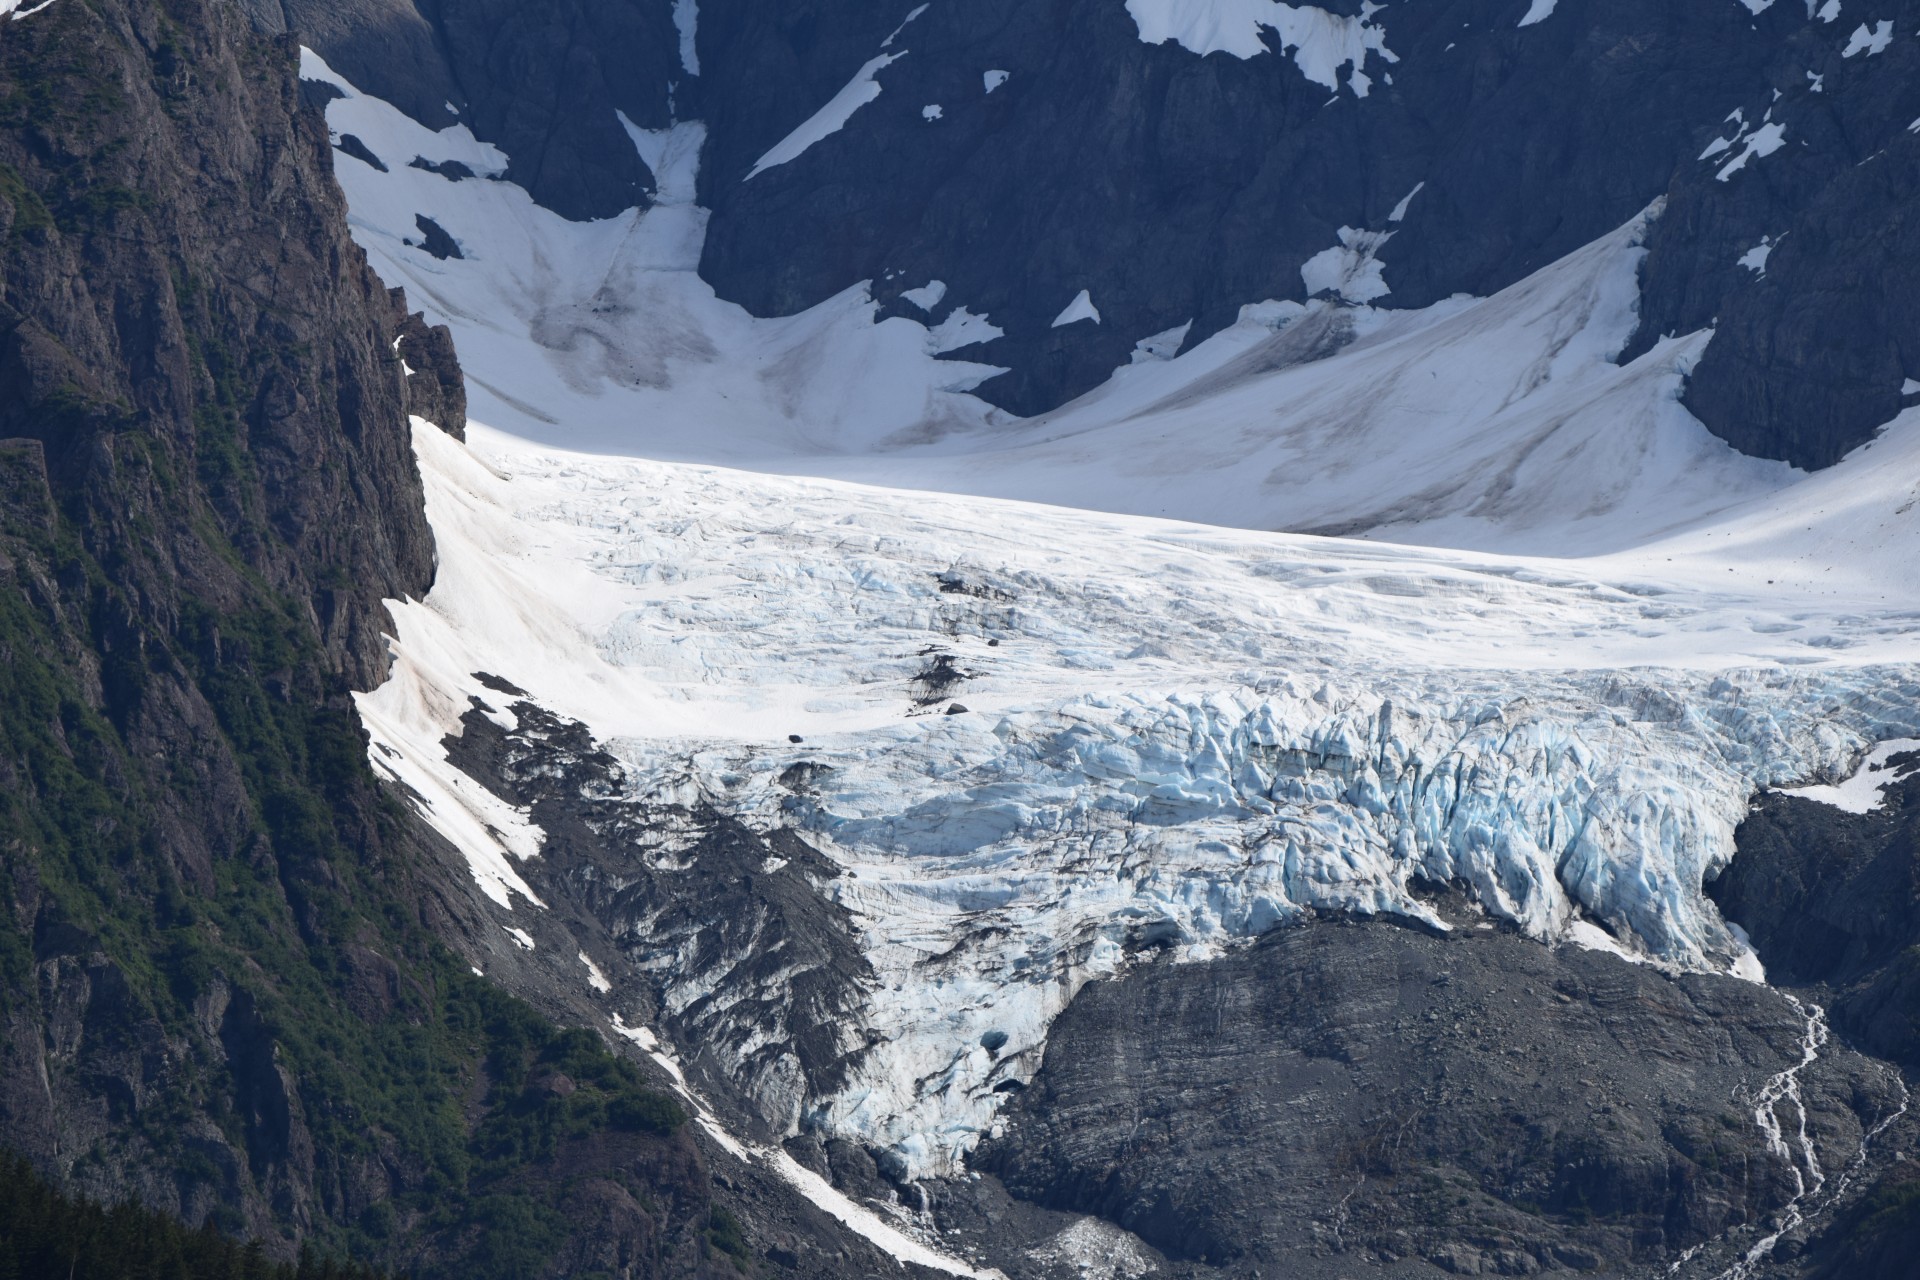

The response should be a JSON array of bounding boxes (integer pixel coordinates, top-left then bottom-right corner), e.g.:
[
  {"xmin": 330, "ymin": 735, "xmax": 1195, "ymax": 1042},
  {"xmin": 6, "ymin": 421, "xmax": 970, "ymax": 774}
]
[{"xmin": 316, "ymin": 49, "xmax": 1920, "ymax": 1183}]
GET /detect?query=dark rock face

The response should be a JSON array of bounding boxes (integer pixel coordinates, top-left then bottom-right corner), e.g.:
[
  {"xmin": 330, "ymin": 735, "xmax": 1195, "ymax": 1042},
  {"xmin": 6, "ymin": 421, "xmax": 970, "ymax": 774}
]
[
  {"xmin": 1696, "ymin": 764, "xmax": 1920, "ymax": 1280},
  {"xmin": 1710, "ymin": 764, "xmax": 1920, "ymax": 1074},
  {"xmin": 693, "ymin": 0, "xmax": 1913, "ymax": 421},
  {"xmin": 392, "ymin": 288, "xmax": 468, "ymax": 437},
  {"xmin": 0, "ymin": 0, "xmax": 426, "ymax": 1229},
  {"xmin": 0, "ymin": 5, "xmax": 912, "ymax": 1275},
  {"xmin": 411, "ymin": 211, "xmax": 463, "ymax": 259},
  {"xmin": 247, "ymin": 0, "xmax": 683, "ymax": 220},
  {"xmin": 1631, "ymin": 13, "xmax": 1920, "ymax": 468},
  {"xmin": 439, "ymin": 696, "xmax": 877, "ymax": 1143},
  {"xmin": 974, "ymin": 910, "xmax": 1906, "ymax": 1277},
  {"xmin": 0, "ymin": 0, "xmax": 431, "ymax": 693}
]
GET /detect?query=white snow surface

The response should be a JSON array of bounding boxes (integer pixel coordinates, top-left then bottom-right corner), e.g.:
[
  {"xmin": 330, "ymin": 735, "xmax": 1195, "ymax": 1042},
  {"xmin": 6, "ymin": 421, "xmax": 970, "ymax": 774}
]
[
  {"xmin": 672, "ymin": 0, "xmax": 699, "ymax": 75},
  {"xmin": 1300, "ymin": 225, "xmax": 1393, "ymax": 302},
  {"xmin": 1124, "ymin": 0, "xmax": 1396, "ymax": 95},
  {"xmin": 1842, "ymin": 19, "xmax": 1893, "ymax": 55},
  {"xmin": 0, "ymin": 0, "xmax": 60, "ymax": 19},
  {"xmin": 1518, "ymin": 0, "xmax": 1558, "ymax": 27},
  {"xmin": 747, "ymin": 52, "xmax": 901, "ymax": 180},
  {"xmin": 1051, "ymin": 289, "xmax": 1102, "ymax": 327},
  {"xmin": 1717, "ymin": 120, "xmax": 1788, "ymax": 181},
  {"xmin": 900, "ymin": 279, "xmax": 949, "ymax": 312},
  {"xmin": 322, "ymin": 54, "xmax": 1920, "ymax": 1179}
]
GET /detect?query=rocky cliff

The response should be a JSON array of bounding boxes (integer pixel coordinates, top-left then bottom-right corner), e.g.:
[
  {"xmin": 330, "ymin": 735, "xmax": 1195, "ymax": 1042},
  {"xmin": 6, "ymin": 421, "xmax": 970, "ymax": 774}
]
[
  {"xmin": 279, "ymin": 0, "xmax": 1920, "ymax": 462},
  {"xmin": 0, "ymin": 1, "xmax": 910, "ymax": 1274}
]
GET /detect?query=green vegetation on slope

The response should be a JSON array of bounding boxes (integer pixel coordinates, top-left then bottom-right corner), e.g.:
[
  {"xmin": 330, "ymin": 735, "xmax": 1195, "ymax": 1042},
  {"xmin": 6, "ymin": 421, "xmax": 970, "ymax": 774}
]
[{"xmin": 0, "ymin": 1151, "xmax": 392, "ymax": 1280}]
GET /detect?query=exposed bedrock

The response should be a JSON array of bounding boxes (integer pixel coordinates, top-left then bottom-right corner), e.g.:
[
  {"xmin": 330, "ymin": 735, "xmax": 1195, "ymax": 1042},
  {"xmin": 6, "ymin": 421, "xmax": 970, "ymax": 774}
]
[
  {"xmin": 257, "ymin": 0, "xmax": 1920, "ymax": 459},
  {"xmin": 969, "ymin": 904, "xmax": 1909, "ymax": 1278}
]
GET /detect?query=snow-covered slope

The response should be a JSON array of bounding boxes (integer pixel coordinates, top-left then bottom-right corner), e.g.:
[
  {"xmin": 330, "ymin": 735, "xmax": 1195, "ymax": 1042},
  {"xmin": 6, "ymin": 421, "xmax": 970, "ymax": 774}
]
[
  {"xmin": 306, "ymin": 49, "xmax": 1796, "ymax": 557},
  {"xmin": 318, "ymin": 49, "xmax": 1920, "ymax": 1182}
]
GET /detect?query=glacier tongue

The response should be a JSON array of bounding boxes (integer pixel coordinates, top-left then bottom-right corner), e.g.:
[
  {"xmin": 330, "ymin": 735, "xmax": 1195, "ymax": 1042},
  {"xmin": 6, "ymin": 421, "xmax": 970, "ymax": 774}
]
[
  {"xmin": 315, "ymin": 35, "xmax": 1920, "ymax": 1184},
  {"xmin": 363, "ymin": 420, "xmax": 1920, "ymax": 1178}
]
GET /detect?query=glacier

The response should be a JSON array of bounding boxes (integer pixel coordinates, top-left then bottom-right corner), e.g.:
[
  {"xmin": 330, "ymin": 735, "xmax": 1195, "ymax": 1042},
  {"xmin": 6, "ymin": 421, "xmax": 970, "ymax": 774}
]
[
  {"xmin": 363, "ymin": 416, "xmax": 1920, "ymax": 1178},
  {"xmin": 315, "ymin": 48, "xmax": 1920, "ymax": 1185}
]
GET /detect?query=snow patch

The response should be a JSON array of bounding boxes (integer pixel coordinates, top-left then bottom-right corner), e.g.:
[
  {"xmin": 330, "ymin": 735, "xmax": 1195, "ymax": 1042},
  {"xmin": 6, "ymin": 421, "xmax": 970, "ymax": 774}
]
[
  {"xmin": 505, "ymin": 927, "xmax": 535, "ymax": 951},
  {"xmin": 883, "ymin": 3, "xmax": 929, "ymax": 48},
  {"xmin": 1300, "ymin": 226, "xmax": 1392, "ymax": 302},
  {"xmin": 901, "ymin": 280, "xmax": 949, "ymax": 312},
  {"xmin": 1565, "ymin": 920, "xmax": 1646, "ymax": 965},
  {"xmin": 672, "ymin": 0, "xmax": 699, "ymax": 75},
  {"xmin": 983, "ymin": 69, "xmax": 1010, "ymax": 92},
  {"xmin": 922, "ymin": 103, "xmax": 944, "ymax": 120},
  {"xmin": 1777, "ymin": 738, "xmax": 1920, "ymax": 814},
  {"xmin": 313, "ymin": 53, "xmax": 1004, "ymax": 461},
  {"xmin": 1130, "ymin": 321, "xmax": 1192, "ymax": 363},
  {"xmin": 1387, "ymin": 181, "xmax": 1424, "ymax": 222},
  {"xmin": 1737, "ymin": 237, "xmax": 1774, "ymax": 274},
  {"xmin": 1124, "ymin": 0, "xmax": 1397, "ymax": 96},
  {"xmin": 580, "ymin": 951, "xmax": 613, "ymax": 993},
  {"xmin": 1517, "ymin": 0, "xmax": 1557, "ymax": 27},
  {"xmin": 0, "ymin": 0, "xmax": 60, "ymax": 18},
  {"xmin": 1051, "ymin": 289, "xmax": 1102, "ymax": 327},
  {"xmin": 1903, "ymin": 378, "xmax": 1920, "ymax": 395},
  {"xmin": 1716, "ymin": 121, "xmax": 1787, "ymax": 181},
  {"xmin": 748, "ymin": 53, "xmax": 902, "ymax": 179},
  {"xmin": 928, "ymin": 306, "xmax": 1004, "ymax": 353},
  {"xmin": 1841, "ymin": 19, "xmax": 1893, "ymax": 55},
  {"xmin": 1815, "ymin": 0, "xmax": 1842, "ymax": 19}
]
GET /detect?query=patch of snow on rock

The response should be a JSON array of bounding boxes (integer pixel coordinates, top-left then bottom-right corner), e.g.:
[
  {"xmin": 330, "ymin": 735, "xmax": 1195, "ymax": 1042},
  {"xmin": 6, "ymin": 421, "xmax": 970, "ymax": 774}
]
[
  {"xmin": 1124, "ymin": 0, "xmax": 1396, "ymax": 96},
  {"xmin": 928, "ymin": 306, "xmax": 1004, "ymax": 353},
  {"xmin": 901, "ymin": 279, "xmax": 949, "ymax": 312},
  {"xmin": 1388, "ymin": 180, "xmax": 1424, "ymax": 222},
  {"xmin": 1738, "ymin": 236, "xmax": 1775, "ymax": 274},
  {"xmin": 672, "ymin": 0, "xmax": 699, "ymax": 74},
  {"xmin": 1716, "ymin": 120, "xmax": 1787, "ymax": 180},
  {"xmin": 1842, "ymin": 19, "xmax": 1893, "ymax": 55},
  {"xmin": 1051, "ymin": 288, "xmax": 1102, "ymax": 327},
  {"xmin": 1517, "ymin": 0, "xmax": 1557, "ymax": 26},
  {"xmin": 983, "ymin": 69, "xmax": 1010, "ymax": 92},
  {"xmin": 580, "ymin": 952, "xmax": 613, "ymax": 993},
  {"xmin": 748, "ymin": 53, "xmax": 902, "ymax": 179},
  {"xmin": 1778, "ymin": 739, "xmax": 1920, "ymax": 814},
  {"xmin": 1130, "ymin": 321, "xmax": 1192, "ymax": 362},
  {"xmin": 1300, "ymin": 226, "xmax": 1393, "ymax": 302}
]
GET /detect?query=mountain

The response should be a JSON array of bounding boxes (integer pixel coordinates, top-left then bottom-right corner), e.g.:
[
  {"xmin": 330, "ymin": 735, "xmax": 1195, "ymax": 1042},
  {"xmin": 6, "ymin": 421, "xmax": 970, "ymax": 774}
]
[
  {"xmin": 4, "ymin": 0, "xmax": 1920, "ymax": 1278},
  {"xmin": 277, "ymin": 0, "xmax": 1920, "ymax": 455}
]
